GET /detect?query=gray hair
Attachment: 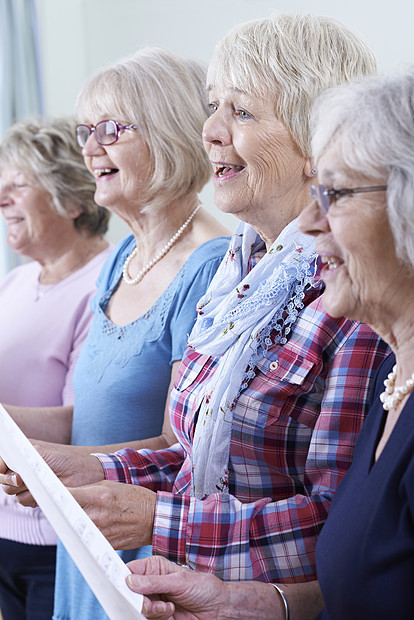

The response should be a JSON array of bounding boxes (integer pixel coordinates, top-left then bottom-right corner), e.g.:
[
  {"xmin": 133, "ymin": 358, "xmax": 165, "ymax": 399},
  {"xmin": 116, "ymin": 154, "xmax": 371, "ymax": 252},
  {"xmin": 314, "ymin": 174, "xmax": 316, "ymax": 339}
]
[
  {"xmin": 76, "ymin": 47, "xmax": 212, "ymax": 211},
  {"xmin": 207, "ymin": 13, "xmax": 377, "ymax": 158},
  {"xmin": 0, "ymin": 117, "xmax": 110, "ymax": 236},
  {"xmin": 311, "ymin": 68, "xmax": 414, "ymax": 270}
]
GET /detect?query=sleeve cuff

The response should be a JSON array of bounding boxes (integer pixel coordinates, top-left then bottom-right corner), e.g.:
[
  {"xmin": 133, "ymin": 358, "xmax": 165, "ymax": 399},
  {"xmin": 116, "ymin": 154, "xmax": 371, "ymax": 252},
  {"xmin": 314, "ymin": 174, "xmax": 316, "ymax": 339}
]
[
  {"xmin": 152, "ymin": 491, "xmax": 190, "ymax": 565},
  {"xmin": 91, "ymin": 452, "xmax": 129, "ymax": 482}
]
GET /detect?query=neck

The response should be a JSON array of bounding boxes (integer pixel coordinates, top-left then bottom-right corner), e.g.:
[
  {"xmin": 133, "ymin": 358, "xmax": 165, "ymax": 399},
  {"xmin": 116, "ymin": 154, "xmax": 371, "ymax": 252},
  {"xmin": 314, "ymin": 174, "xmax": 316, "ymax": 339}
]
[
  {"xmin": 38, "ymin": 235, "xmax": 106, "ymax": 284},
  {"xmin": 247, "ymin": 181, "xmax": 311, "ymax": 251},
  {"xmin": 372, "ymin": 310, "xmax": 414, "ymax": 385},
  {"xmin": 128, "ymin": 193, "xmax": 200, "ymax": 265},
  {"xmin": 122, "ymin": 199, "xmax": 201, "ymax": 286}
]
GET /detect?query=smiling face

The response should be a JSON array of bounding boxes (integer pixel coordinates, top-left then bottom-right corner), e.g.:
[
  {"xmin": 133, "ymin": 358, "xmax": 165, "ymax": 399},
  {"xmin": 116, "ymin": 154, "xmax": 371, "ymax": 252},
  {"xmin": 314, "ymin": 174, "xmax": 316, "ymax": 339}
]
[
  {"xmin": 80, "ymin": 117, "xmax": 152, "ymax": 219},
  {"xmin": 298, "ymin": 138, "xmax": 402, "ymax": 325},
  {"xmin": 202, "ymin": 86, "xmax": 310, "ymax": 243},
  {"xmin": 0, "ymin": 167, "xmax": 69, "ymax": 259}
]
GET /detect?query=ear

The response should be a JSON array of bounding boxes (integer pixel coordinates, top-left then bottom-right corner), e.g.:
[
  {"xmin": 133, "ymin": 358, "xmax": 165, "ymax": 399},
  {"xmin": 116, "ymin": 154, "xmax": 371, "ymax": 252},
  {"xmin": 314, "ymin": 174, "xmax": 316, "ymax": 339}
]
[
  {"xmin": 68, "ymin": 208, "xmax": 82, "ymax": 220},
  {"xmin": 304, "ymin": 160, "xmax": 317, "ymax": 178}
]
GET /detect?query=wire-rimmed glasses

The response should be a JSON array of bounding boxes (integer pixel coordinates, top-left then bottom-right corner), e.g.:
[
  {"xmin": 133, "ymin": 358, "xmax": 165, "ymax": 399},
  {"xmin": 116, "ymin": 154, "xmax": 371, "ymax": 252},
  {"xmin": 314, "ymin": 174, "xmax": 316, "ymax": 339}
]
[{"xmin": 310, "ymin": 184, "xmax": 388, "ymax": 214}]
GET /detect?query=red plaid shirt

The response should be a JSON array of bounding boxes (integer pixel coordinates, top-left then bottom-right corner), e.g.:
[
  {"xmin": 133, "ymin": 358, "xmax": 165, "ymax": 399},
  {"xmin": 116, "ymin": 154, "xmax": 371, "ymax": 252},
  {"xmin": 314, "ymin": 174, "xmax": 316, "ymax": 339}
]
[{"xmin": 96, "ymin": 292, "xmax": 389, "ymax": 583}]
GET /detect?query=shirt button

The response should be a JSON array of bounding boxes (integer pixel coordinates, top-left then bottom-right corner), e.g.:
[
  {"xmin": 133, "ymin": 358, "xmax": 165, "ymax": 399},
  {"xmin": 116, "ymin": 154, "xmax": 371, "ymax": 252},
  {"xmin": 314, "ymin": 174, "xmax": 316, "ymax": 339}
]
[{"xmin": 269, "ymin": 360, "xmax": 279, "ymax": 371}]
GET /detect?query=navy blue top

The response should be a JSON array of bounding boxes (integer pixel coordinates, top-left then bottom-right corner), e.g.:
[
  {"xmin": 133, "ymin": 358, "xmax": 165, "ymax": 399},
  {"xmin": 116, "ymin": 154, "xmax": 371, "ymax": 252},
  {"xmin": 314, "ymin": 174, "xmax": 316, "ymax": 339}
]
[{"xmin": 316, "ymin": 353, "xmax": 414, "ymax": 619}]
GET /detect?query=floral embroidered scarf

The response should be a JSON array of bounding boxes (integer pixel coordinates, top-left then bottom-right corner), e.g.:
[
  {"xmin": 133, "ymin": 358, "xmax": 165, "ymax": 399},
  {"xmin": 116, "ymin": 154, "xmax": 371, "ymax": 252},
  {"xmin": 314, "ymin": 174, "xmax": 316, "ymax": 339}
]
[{"xmin": 188, "ymin": 218, "xmax": 317, "ymax": 499}]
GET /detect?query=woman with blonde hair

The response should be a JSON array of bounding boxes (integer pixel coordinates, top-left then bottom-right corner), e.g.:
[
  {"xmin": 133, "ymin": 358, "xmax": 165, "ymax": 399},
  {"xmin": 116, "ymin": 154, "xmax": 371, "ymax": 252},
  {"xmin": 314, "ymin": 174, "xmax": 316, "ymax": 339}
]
[{"xmin": 0, "ymin": 48, "xmax": 229, "ymax": 620}]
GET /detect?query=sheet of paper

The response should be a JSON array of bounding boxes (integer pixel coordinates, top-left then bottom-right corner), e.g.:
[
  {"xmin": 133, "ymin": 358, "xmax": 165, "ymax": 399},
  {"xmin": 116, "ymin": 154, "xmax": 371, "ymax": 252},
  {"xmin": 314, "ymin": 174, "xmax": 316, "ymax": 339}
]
[{"xmin": 0, "ymin": 404, "xmax": 146, "ymax": 620}]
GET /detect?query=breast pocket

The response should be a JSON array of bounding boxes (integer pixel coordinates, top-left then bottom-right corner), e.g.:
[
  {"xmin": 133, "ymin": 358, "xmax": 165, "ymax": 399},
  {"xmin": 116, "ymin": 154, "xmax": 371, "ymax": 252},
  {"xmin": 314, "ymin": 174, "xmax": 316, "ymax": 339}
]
[
  {"xmin": 173, "ymin": 351, "xmax": 211, "ymax": 393},
  {"xmin": 244, "ymin": 347, "xmax": 319, "ymax": 428},
  {"xmin": 257, "ymin": 348, "xmax": 315, "ymax": 385},
  {"xmin": 171, "ymin": 351, "xmax": 213, "ymax": 440}
]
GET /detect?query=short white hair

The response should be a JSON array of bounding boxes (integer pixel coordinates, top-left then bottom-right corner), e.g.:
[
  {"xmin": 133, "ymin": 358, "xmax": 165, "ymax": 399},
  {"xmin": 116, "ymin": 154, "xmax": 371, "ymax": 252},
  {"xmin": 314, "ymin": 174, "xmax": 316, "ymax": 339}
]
[
  {"xmin": 207, "ymin": 13, "xmax": 377, "ymax": 157},
  {"xmin": 77, "ymin": 47, "xmax": 212, "ymax": 211},
  {"xmin": 311, "ymin": 68, "xmax": 414, "ymax": 270}
]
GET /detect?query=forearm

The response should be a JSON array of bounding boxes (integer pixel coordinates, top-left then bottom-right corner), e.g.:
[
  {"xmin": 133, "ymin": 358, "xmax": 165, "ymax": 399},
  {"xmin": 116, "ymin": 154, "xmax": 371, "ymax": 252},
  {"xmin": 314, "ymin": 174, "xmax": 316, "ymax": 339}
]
[
  {"xmin": 95, "ymin": 444, "xmax": 185, "ymax": 491},
  {"xmin": 223, "ymin": 580, "xmax": 323, "ymax": 620},
  {"xmin": 2, "ymin": 404, "xmax": 73, "ymax": 443},
  {"xmin": 76, "ymin": 432, "xmax": 177, "ymax": 456}
]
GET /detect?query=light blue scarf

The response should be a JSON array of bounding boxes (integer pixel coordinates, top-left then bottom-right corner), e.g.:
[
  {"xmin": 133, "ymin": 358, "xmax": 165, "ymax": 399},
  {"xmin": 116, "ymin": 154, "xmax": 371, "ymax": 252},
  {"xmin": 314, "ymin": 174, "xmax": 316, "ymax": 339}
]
[{"xmin": 188, "ymin": 218, "xmax": 317, "ymax": 499}]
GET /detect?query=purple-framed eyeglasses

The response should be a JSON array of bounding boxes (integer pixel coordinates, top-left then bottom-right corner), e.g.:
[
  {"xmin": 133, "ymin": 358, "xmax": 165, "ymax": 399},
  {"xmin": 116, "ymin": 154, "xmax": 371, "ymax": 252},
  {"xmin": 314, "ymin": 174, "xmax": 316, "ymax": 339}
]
[
  {"xmin": 75, "ymin": 120, "xmax": 138, "ymax": 148},
  {"xmin": 310, "ymin": 183, "xmax": 388, "ymax": 214}
]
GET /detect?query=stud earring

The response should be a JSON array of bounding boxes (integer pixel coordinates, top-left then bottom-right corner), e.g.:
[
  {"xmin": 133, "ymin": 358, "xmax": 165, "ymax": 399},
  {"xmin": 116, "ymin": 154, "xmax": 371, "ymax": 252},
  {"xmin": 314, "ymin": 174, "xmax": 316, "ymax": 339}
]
[{"xmin": 311, "ymin": 168, "xmax": 317, "ymax": 176}]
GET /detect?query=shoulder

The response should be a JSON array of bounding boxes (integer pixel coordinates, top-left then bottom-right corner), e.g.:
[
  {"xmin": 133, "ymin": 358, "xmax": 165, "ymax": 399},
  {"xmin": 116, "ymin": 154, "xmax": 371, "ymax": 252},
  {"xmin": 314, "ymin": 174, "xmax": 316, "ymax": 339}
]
[
  {"xmin": 370, "ymin": 352, "xmax": 396, "ymax": 403},
  {"xmin": 304, "ymin": 295, "xmax": 382, "ymax": 345},
  {"xmin": 96, "ymin": 234, "xmax": 135, "ymax": 289},
  {"xmin": 0, "ymin": 261, "xmax": 40, "ymax": 289},
  {"xmin": 107, "ymin": 234, "xmax": 135, "ymax": 267},
  {"xmin": 168, "ymin": 237, "xmax": 230, "ymax": 311},
  {"xmin": 182, "ymin": 236, "xmax": 230, "ymax": 275},
  {"xmin": 294, "ymin": 296, "xmax": 389, "ymax": 367}
]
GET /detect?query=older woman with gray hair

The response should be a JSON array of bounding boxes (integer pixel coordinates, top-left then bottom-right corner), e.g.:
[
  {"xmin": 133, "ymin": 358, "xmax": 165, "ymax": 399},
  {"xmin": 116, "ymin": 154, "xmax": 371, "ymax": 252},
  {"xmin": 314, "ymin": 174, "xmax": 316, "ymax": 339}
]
[
  {"xmin": 299, "ymin": 66, "xmax": 414, "ymax": 619},
  {"xmin": 0, "ymin": 116, "xmax": 112, "ymax": 619},
  {"xmin": 127, "ymin": 65, "xmax": 414, "ymax": 620}
]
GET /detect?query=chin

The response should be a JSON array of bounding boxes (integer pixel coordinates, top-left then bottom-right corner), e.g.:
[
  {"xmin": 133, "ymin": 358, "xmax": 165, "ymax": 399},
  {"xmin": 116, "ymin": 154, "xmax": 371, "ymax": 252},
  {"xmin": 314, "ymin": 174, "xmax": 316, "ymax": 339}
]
[
  {"xmin": 321, "ymin": 292, "xmax": 348, "ymax": 319},
  {"xmin": 322, "ymin": 294, "xmax": 364, "ymax": 324},
  {"xmin": 6, "ymin": 240, "xmax": 24, "ymax": 255}
]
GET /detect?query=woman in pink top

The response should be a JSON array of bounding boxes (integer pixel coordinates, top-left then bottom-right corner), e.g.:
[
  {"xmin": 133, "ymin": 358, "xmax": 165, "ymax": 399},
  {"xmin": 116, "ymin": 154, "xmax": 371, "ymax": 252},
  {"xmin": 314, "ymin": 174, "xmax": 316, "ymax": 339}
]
[{"xmin": 0, "ymin": 117, "xmax": 112, "ymax": 620}]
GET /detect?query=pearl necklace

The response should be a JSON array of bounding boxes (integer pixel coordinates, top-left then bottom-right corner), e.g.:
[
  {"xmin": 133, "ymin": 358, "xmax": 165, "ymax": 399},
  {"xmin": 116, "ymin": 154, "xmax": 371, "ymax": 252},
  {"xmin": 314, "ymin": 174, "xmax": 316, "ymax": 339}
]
[
  {"xmin": 379, "ymin": 364, "xmax": 414, "ymax": 411},
  {"xmin": 122, "ymin": 204, "xmax": 200, "ymax": 285}
]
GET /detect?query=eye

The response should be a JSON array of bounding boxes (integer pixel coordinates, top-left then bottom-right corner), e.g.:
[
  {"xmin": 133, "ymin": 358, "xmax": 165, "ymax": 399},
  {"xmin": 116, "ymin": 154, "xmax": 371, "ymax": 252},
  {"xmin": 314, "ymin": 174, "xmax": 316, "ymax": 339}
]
[
  {"xmin": 333, "ymin": 191, "xmax": 353, "ymax": 204},
  {"xmin": 208, "ymin": 102, "xmax": 218, "ymax": 115},
  {"xmin": 328, "ymin": 189, "xmax": 353, "ymax": 210},
  {"xmin": 234, "ymin": 108, "xmax": 252, "ymax": 120}
]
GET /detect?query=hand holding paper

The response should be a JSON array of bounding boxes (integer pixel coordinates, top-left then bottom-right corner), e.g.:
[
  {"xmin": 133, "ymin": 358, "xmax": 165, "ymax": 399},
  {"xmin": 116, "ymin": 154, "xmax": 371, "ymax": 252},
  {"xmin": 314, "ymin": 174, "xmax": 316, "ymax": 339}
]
[
  {"xmin": 0, "ymin": 404, "xmax": 147, "ymax": 619},
  {"xmin": 70, "ymin": 480, "xmax": 156, "ymax": 550}
]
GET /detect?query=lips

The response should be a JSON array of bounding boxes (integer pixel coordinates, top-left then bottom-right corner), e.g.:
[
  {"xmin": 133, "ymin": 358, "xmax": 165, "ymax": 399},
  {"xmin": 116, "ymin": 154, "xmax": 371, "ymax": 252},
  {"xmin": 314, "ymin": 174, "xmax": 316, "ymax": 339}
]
[
  {"xmin": 93, "ymin": 168, "xmax": 119, "ymax": 178},
  {"xmin": 5, "ymin": 216, "xmax": 24, "ymax": 225},
  {"xmin": 320, "ymin": 255, "xmax": 344, "ymax": 271},
  {"xmin": 212, "ymin": 163, "xmax": 245, "ymax": 178}
]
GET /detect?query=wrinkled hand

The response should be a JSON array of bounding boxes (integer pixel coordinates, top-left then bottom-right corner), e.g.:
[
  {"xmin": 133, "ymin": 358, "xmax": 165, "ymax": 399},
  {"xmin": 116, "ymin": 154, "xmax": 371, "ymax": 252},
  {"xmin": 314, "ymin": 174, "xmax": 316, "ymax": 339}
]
[
  {"xmin": 0, "ymin": 440, "xmax": 105, "ymax": 508},
  {"xmin": 0, "ymin": 455, "xmax": 32, "ymax": 505},
  {"xmin": 126, "ymin": 556, "xmax": 229, "ymax": 619},
  {"xmin": 70, "ymin": 480, "xmax": 156, "ymax": 550}
]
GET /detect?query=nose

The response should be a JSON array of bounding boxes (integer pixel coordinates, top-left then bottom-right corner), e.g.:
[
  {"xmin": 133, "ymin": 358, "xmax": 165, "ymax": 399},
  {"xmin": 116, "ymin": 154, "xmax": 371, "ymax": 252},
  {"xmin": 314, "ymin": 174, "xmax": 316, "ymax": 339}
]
[
  {"xmin": 81, "ymin": 132, "xmax": 105, "ymax": 158},
  {"xmin": 0, "ymin": 187, "xmax": 12, "ymax": 208},
  {"xmin": 298, "ymin": 198, "xmax": 330, "ymax": 238},
  {"xmin": 202, "ymin": 109, "xmax": 232, "ymax": 147}
]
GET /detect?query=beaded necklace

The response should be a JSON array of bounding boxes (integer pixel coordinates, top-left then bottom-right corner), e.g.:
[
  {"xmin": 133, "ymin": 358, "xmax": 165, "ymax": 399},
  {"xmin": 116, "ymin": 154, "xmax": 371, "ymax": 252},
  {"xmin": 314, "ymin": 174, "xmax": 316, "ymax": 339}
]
[
  {"xmin": 379, "ymin": 364, "xmax": 414, "ymax": 410},
  {"xmin": 122, "ymin": 205, "xmax": 200, "ymax": 286}
]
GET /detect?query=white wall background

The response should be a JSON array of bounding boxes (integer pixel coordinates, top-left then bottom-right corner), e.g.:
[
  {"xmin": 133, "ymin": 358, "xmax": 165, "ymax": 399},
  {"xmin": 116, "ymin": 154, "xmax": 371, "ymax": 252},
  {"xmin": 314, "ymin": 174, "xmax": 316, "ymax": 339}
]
[{"xmin": 35, "ymin": 0, "xmax": 414, "ymax": 242}]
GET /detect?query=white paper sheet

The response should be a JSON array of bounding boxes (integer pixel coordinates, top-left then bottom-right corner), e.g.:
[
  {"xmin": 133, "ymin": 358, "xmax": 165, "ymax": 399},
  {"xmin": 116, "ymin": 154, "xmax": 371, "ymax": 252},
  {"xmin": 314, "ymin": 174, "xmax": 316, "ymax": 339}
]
[{"xmin": 0, "ymin": 404, "xmax": 146, "ymax": 620}]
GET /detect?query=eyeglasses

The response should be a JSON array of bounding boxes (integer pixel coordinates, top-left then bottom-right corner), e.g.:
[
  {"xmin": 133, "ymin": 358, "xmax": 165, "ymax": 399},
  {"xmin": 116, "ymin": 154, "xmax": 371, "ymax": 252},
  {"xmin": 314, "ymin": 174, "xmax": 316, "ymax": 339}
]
[
  {"xmin": 75, "ymin": 120, "xmax": 138, "ymax": 148},
  {"xmin": 310, "ymin": 184, "xmax": 388, "ymax": 214}
]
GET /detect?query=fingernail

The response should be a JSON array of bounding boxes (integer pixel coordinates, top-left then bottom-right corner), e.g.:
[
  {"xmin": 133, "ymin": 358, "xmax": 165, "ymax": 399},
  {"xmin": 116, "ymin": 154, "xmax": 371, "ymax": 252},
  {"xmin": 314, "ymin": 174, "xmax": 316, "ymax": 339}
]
[
  {"xmin": 126, "ymin": 574, "xmax": 141, "ymax": 587},
  {"xmin": 11, "ymin": 475, "xmax": 18, "ymax": 486}
]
